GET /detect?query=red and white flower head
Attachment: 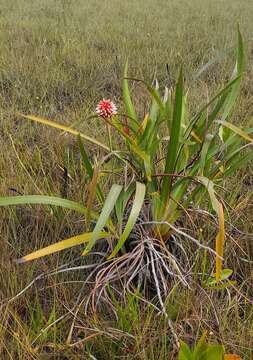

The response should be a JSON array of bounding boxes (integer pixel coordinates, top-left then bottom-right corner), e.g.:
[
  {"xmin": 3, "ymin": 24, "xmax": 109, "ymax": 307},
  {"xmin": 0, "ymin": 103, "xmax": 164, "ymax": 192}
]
[{"xmin": 96, "ymin": 99, "xmax": 117, "ymax": 119}]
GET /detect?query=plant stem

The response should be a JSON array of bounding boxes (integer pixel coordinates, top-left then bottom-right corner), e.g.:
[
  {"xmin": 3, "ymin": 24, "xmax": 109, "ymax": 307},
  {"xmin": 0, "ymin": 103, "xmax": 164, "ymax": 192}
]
[{"xmin": 106, "ymin": 123, "xmax": 112, "ymax": 152}]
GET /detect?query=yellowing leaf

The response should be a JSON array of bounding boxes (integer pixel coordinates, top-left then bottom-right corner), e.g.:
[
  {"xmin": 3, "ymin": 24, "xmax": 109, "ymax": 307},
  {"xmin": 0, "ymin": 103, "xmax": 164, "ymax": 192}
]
[
  {"xmin": 197, "ymin": 177, "xmax": 225, "ymax": 281},
  {"xmin": 16, "ymin": 232, "xmax": 107, "ymax": 263},
  {"xmin": 216, "ymin": 120, "xmax": 253, "ymax": 143},
  {"xmin": 19, "ymin": 114, "xmax": 110, "ymax": 151},
  {"xmin": 181, "ymin": 123, "xmax": 202, "ymax": 143},
  {"xmin": 215, "ymin": 202, "xmax": 225, "ymax": 282},
  {"xmin": 137, "ymin": 113, "xmax": 149, "ymax": 134}
]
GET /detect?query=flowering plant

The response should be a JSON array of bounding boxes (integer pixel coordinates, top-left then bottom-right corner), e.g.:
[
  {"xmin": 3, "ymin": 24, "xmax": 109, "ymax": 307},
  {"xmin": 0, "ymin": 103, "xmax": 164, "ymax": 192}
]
[
  {"xmin": 1, "ymin": 29, "xmax": 252, "ymax": 302},
  {"xmin": 95, "ymin": 98, "xmax": 117, "ymax": 119}
]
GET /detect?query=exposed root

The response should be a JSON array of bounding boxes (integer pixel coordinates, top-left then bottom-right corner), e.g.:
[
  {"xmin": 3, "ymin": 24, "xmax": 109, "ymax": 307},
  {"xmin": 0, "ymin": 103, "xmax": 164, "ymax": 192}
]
[
  {"xmin": 85, "ymin": 222, "xmax": 192, "ymax": 315},
  {"xmin": 3, "ymin": 213, "xmax": 227, "ymax": 351}
]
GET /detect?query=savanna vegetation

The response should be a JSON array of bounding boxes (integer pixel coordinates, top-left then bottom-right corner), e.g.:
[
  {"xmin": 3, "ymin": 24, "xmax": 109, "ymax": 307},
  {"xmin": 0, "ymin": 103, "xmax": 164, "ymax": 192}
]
[{"xmin": 0, "ymin": 0, "xmax": 253, "ymax": 359}]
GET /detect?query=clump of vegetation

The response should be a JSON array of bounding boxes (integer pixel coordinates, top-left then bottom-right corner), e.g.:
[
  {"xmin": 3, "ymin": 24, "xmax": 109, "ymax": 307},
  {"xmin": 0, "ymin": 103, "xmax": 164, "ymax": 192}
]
[
  {"xmin": 1, "ymin": 28, "xmax": 252, "ymax": 298},
  {"xmin": 0, "ymin": 18, "xmax": 252, "ymax": 356}
]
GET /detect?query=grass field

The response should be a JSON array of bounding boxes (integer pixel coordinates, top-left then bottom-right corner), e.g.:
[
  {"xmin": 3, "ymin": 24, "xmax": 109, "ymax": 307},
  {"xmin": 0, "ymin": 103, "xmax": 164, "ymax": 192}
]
[{"xmin": 0, "ymin": 0, "xmax": 253, "ymax": 359}]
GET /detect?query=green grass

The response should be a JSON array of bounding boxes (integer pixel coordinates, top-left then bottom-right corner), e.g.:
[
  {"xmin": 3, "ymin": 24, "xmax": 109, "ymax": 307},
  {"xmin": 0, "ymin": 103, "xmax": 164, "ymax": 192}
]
[{"xmin": 0, "ymin": 0, "xmax": 253, "ymax": 358}]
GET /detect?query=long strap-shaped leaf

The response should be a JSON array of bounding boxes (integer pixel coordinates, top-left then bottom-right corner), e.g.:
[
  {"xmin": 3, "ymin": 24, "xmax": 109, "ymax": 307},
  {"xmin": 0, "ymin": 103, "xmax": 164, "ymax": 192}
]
[
  {"xmin": 126, "ymin": 77, "xmax": 164, "ymax": 112},
  {"xmin": 216, "ymin": 120, "xmax": 253, "ymax": 142},
  {"xmin": 18, "ymin": 114, "xmax": 132, "ymax": 169},
  {"xmin": 82, "ymin": 184, "xmax": 123, "ymax": 255},
  {"xmin": 20, "ymin": 114, "xmax": 151, "ymax": 176},
  {"xmin": 221, "ymin": 27, "xmax": 244, "ymax": 121},
  {"xmin": 16, "ymin": 232, "xmax": 107, "ymax": 263},
  {"xmin": 161, "ymin": 67, "xmax": 184, "ymax": 207},
  {"xmin": 198, "ymin": 176, "xmax": 225, "ymax": 281},
  {"xmin": 19, "ymin": 114, "xmax": 110, "ymax": 151},
  {"xmin": 0, "ymin": 195, "xmax": 88, "ymax": 215},
  {"xmin": 123, "ymin": 61, "xmax": 139, "ymax": 133},
  {"xmin": 108, "ymin": 182, "xmax": 146, "ymax": 258},
  {"xmin": 183, "ymin": 75, "xmax": 241, "ymax": 142},
  {"xmin": 77, "ymin": 135, "xmax": 105, "ymax": 205},
  {"xmin": 19, "ymin": 114, "xmax": 152, "ymax": 180},
  {"xmin": 86, "ymin": 166, "xmax": 99, "ymax": 231}
]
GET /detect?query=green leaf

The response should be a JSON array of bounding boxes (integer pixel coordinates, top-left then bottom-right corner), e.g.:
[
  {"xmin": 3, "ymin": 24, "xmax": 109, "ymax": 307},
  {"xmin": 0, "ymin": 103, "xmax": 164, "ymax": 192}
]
[
  {"xmin": 77, "ymin": 135, "xmax": 105, "ymax": 205},
  {"xmin": 109, "ymin": 182, "xmax": 146, "ymax": 258},
  {"xmin": 221, "ymin": 27, "xmax": 244, "ymax": 121},
  {"xmin": 184, "ymin": 75, "xmax": 241, "ymax": 141},
  {"xmin": 197, "ymin": 177, "xmax": 219, "ymax": 215},
  {"xmin": 195, "ymin": 92, "xmax": 228, "ymax": 140},
  {"xmin": 205, "ymin": 280, "xmax": 237, "ymax": 290},
  {"xmin": 82, "ymin": 184, "xmax": 123, "ymax": 255},
  {"xmin": 206, "ymin": 268, "xmax": 233, "ymax": 286},
  {"xmin": 178, "ymin": 341, "xmax": 192, "ymax": 360},
  {"xmin": 0, "ymin": 195, "xmax": 88, "ymax": 215},
  {"xmin": 199, "ymin": 134, "xmax": 214, "ymax": 175},
  {"xmin": 107, "ymin": 116, "xmax": 151, "ymax": 175},
  {"xmin": 125, "ymin": 77, "xmax": 164, "ymax": 112},
  {"xmin": 149, "ymin": 79, "xmax": 160, "ymax": 124},
  {"xmin": 162, "ymin": 87, "xmax": 173, "ymax": 130},
  {"xmin": 16, "ymin": 232, "xmax": 107, "ymax": 263},
  {"xmin": 123, "ymin": 61, "xmax": 139, "ymax": 133},
  {"xmin": 192, "ymin": 333, "xmax": 208, "ymax": 359},
  {"xmin": 86, "ymin": 166, "xmax": 99, "ymax": 231},
  {"xmin": 199, "ymin": 345, "xmax": 224, "ymax": 360},
  {"xmin": 161, "ymin": 67, "xmax": 184, "ymax": 207},
  {"xmin": 223, "ymin": 150, "xmax": 253, "ymax": 177},
  {"xmin": 77, "ymin": 134, "xmax": 94, "ymax": 178},
  {"xmin": 115, "ymin": 183, "xmax": 136, "ymax": 231},
  {"xmin": 143, "ymin": 154, "xmax": 152, "ymax": 182}
]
